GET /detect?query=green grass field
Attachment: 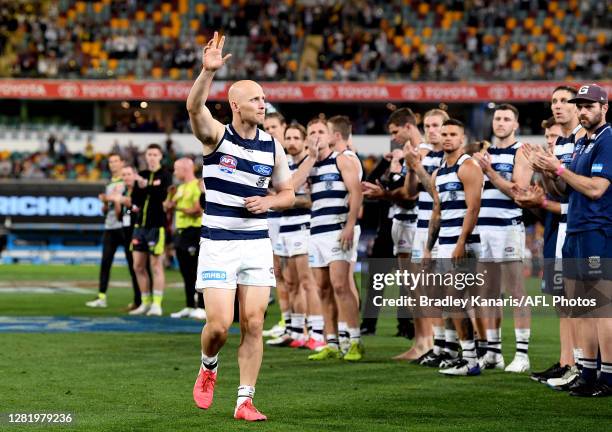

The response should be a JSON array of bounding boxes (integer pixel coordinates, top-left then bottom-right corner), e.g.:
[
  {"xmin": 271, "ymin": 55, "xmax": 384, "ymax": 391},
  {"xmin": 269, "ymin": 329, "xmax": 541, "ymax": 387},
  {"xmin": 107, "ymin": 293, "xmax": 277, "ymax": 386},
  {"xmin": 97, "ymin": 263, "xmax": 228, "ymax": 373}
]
[{"xmin": 1, "ymin": 264, "xmax": 611, "ymax": 431}]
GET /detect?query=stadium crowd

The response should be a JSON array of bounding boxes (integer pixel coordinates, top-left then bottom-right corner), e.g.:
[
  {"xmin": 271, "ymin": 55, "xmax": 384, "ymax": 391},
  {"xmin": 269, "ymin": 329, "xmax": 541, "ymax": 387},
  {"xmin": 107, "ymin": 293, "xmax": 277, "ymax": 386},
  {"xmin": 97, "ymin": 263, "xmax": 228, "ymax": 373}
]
[{"xmin": 1, "ymin": 0, "xmax": 609, "ymax": 81}]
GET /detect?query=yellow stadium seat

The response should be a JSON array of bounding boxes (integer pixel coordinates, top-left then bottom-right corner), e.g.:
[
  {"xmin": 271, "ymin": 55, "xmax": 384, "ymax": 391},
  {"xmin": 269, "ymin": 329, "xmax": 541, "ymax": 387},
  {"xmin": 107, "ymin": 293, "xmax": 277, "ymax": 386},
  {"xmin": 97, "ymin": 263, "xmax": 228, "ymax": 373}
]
[
  {"xmin": 596, "ymin": 32, "xmax": 607, "ymax": 46},
  {"xmin": 524, "ymin": 17, "xmax": 534, "ymax": 30},
  {"xmin": 108, "ymin": 59, "xmax": 118, "ymax": 70},
  {"xmin": 195, "ymin": 4, "xmax": 206, "ymax": 14},
  {"xmin": 531, "ymin": 26, "xmax": 542, "ymax": 36},
  {"xmin": 153, "ymin": 11, "xmax": 162, "ymax": 22},
  {"xmin": 554, "ymin": 51, "xmax": 565, "ymax": 61},
  {"xmin": 423, "ymin": 27, "xmax": 432, "ymax": 38},
  {"xmin": 94, "ymin": 2, "xmax": 103, "ymax": 13},
  {"xmin": 190, "ymin": 19, "xmax": 199, "ymax": 30},
  {"xmin": 136, "ymin": 10, "xmax": 146, "ymax": 21},
  {"xmin": 506, "ymin": 17, "xmax": 516, "ymax": 31},
  {"xmin": 76, "ymin": 2, "xmax": 86, "ymax": 13},
  {"xmin": 418, "ymin": 3, "xmax": 429, "ymax": 15},
  {"xmin": 152, "ymin": 68, "xmax": 163, "ymax": 79},
  {"xmin": 161, "ymin": 3, "xmax": 172, "ymax": 14}
]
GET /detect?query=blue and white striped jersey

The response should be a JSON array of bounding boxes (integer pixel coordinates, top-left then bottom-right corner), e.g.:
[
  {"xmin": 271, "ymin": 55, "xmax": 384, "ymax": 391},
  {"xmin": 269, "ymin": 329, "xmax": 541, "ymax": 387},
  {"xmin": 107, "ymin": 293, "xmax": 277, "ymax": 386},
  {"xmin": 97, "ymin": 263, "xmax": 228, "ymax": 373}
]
[
  {"xmin": 477, "ymin": 142, "xmax": 523, "ymax": 228},
  {"xmin": 280, "ymin": 155, "xmax": 310, "ymax": 234},
  {"xmin": 309, "ymin": 151, "xmax": 348, "ymax": 235},
  {"xmin": 417, "ymin": 149, "xmax": 444, "ymax": 229},
  {"xmin": 201, "ymin": 124, "xmax": 276, "ymax": 240},
  {"xmin": 554, "ymin": 124, "xmax": 582, "ymax": 223},
  {"xmin": 436, "ymin": 153, "xmax": 480, "ymax": 245}
]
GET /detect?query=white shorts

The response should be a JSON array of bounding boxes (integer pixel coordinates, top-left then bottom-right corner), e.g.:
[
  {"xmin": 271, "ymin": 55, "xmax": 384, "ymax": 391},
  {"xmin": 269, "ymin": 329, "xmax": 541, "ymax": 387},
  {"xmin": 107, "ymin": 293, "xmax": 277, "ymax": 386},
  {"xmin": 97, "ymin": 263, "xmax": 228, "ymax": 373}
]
[
  {"xmin": 268, "ymin": 217, "xmax": 281, "ymax": 254},
  {"xmin": 391, "ymin": 219, "xmax": 416, "ymax": 256},
  {"xmin": 274, "ymin": 229, "xmax": 309, "ymax": 258},
  {"xmin": 480, "ymin": 226, "xmax": 525, "ymax": 262},
  {"xmin": 196, "ymin": 238, "xmax": 276, "ymax": 290},
  {"xmin": 308, "ymin": 225, "xmax": 361, "ymax": 268},
  {"xmin": 555, "ymin": 222, "xmax": 567, "ymax": 260},
  {"xmin": 436, "ymin": 242, "xmax": 481, "ymax": 260},
  {"xmin": 411, "ymin": 228, "xmax": 438, "ymax": 262}
]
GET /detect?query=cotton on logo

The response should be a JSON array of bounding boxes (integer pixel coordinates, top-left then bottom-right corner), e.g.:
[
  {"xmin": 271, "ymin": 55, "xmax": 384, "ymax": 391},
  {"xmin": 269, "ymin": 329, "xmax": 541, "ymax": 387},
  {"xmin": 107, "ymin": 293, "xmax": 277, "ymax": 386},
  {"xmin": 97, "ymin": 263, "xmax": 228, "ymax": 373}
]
[
  {"xmin": 314, "ymin": 85, "xmax": 335, "ymax": 100},
  {"xmin": 143, "ymin": 84, "xmax": 165, "ymax": 99},
  {"xmin": 488, "ymin": 85, "xmax": 510, "ymax": 100},
  {"xmin": 57, "ymin": 83, "xmax": 80, "ymax": 98}
]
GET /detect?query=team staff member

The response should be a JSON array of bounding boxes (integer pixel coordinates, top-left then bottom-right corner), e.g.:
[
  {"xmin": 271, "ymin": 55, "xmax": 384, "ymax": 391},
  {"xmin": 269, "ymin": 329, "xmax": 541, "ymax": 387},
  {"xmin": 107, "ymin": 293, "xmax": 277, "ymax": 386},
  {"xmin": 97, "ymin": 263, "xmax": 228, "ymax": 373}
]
[
  {"xmin": 115, "ymin": 165, "xmax": 143, "ymax": 311},
  {"xmin": 129, "ymin": 143, "xmax": 173, "ymax": 316},
  {"xmin": 86, "ymin": 152, "xmax": 126, "ymax": 309},
  {"xmin": 165, "ymin": 158, "xmax": 206, "ymax": 320},
  {"xmin": 533, "ymin": 84, "xmax": 611, "ymax": 397}
]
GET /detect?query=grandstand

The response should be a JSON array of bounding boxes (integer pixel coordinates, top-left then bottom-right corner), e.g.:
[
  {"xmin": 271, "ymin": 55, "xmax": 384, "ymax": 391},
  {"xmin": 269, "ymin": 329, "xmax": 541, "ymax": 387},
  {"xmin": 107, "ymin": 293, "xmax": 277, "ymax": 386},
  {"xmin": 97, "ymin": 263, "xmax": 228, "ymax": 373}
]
[{"xmin": 1, "ymin": 0, "xmax": 609, "ymax": 82}]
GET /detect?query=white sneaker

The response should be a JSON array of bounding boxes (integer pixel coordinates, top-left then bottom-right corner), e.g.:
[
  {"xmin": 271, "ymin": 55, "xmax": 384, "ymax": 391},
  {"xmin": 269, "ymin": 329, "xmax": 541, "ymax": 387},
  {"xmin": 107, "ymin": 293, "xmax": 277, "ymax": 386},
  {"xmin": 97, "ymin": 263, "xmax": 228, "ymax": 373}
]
[
  {"xmin": 170, "ymin": 307, "xmax": 193, "ymax": 319},
  {"xmin": 482, "ymin": 353, "xmax": 505, "ymax": 370},
  {"xmin": 262, "ymin": 323, "xmax": 285, "ymax": 338},
  {"xmin": 505, "ymin": 355, "xmax": 530, "ymax": 373},
  {"xmin": 547, "ymin": 365, "xmax": 579, "ymax": 390},
  {"xmin": 266, "ymin": 334, "xmax": 292, "ymax": 347},
  {"xmin": 85, "ymin": 298, "xmax": 107, "ymax": 308},
  {"xmin": 189, "ymin": 308, "xmax": 207, "ymax": 320},
  {"xmin": 439, "ymin": 359, "xmax": 481, "ymax": 376},
  {"xmin": 146, "ymin": 304, "xmax": 163, "ymax": 316},
  {"xmin": 129, "ymin": 303, "xmax": 151, "ymax": 315}
]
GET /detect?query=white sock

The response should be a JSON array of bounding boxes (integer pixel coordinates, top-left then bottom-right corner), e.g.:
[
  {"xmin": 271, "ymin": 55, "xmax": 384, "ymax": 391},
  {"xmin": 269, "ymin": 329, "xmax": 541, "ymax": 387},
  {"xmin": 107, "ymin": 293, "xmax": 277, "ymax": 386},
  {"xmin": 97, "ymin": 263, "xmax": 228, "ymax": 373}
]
[
  {"xmin": 326, "ymin": 333, "xmax": 339, "ymax": 349},
  {"xmin": 291, "ymin": 313, "xmax": 306, "ymax": 341},
  {"xmin": 460, "ymin": 339, "xmax": 477, "ymax": 367},
  {"xmin": 282, "ymin": 311, "xmax": 291, "ymax": 334},
  {"xmin": 515, "ymin": 328, "xmax": 530, "ymax": 358},
  {"xmin": 338, "ymin": 321, "xmax": 349, "ymax": 345},
  {"xmin": 309, "ymin": 315, "xmax": 325, "ymax": 342},
  {"xmin": 201, "ymin": 352, "xmax": 218, "ymax": 373},
  {"xmin": 444, "ymin": 329, "xmax": 459, "ymax": 358},
  {"xmin": 348, "ymin": 327, "xmax": 361, "ymax": 343},
  {"xmin": 433, "ymin": 326, "xmax": 445, "ymax": 355},
  {"xmin": 236, "ymin": 385, "xmax": 255, "ymax": 408},
  {"xmin": 573, "ymin": 348, "xmax": 584, "ymax": 366},
  {"xmin": 486, "ymin": 328, "xmax": 502, "ymax": 359}
]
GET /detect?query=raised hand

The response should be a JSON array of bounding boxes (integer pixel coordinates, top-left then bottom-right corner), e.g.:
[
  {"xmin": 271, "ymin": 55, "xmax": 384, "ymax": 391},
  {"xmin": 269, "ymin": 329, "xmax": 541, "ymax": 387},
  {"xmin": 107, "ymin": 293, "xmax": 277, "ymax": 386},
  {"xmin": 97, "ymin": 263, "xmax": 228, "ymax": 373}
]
[
  {"xmin": 403, "ymin": 144, "xmax": 421, "ymax": 170},
  {"xmin": 203, "ymin": 31, "xmax": 232, "ymax": 72},
  {"xmin": 307, "ymin": 136, "xmax": 320, "ymax": 160}
]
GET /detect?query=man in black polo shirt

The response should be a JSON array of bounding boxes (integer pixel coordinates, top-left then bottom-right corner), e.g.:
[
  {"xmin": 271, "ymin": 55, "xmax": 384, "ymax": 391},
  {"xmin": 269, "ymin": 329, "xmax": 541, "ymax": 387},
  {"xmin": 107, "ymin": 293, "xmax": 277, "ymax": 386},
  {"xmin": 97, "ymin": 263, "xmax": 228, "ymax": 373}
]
[{"xmin": 129, "ymin": 143, "xmax": 173, "ymax": 316}]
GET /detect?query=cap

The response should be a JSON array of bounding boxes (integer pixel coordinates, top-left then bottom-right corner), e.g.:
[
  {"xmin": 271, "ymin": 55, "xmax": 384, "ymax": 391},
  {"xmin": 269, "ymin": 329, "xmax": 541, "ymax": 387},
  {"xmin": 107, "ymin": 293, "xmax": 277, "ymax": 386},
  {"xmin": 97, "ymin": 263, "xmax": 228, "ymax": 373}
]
[{"xmin": 568, "ymin": 84, "xmax": 608, "ymax": 104}]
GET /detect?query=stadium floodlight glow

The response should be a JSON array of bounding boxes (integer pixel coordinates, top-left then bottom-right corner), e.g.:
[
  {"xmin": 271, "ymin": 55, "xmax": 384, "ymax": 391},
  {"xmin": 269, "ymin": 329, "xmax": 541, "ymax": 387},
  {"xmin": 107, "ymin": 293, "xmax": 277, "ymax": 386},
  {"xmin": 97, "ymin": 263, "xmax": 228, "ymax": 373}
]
[
  {"xmin": 487, "ymin": 102, "xmax": 496, "ymax": 109},
  {"xmin": 140, "ymin": 101, "xmax": 148, "ymax": 109},
  {"xmin": 121, "ymin": 101, "xmax": 130, "ymax": 109}
]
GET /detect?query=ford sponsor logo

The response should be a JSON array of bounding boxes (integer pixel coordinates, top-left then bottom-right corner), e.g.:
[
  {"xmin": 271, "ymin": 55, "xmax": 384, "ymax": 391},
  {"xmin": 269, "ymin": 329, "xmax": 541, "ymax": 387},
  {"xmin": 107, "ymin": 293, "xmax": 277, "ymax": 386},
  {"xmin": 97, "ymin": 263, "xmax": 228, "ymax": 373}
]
[
  {"xmin": 495, "ymin": 163, "xmax": 513, "ymax": 172},
  {"xmin": 444, "ymin": 182, "xmax": 462, "ymax": 191},
  {"xmin": 253, "ymin": 164, "xmax": 272, "ymax": 176},
  {"xmin": 320, "ymin": 173, "xmax": 340, "ymax": 181}
]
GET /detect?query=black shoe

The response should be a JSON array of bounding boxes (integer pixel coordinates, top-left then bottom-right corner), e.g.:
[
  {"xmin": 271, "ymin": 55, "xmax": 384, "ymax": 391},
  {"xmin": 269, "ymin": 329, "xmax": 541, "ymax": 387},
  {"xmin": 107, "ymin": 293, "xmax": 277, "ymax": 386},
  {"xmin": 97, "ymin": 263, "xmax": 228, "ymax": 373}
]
[
  {"xmin": 585, "ymin": 382, "xmax": 612, "ymax": 397},
  {"xmin": 569, "ymin": 377, "xmax": 599, "ymax": 396},
  {"xmin": 360, "ymin": 319, "xmax": 377, "ymax": 336},
  {"xmin": 415, "ymin": 349, "xmax": 439, "ymax": 366},
  {"xmin": 530, "ymin": 362, "xmax": 564, "ymax": 383},
  {"xmin": 410, "ymin": 349, "xmax": 434, "ymax": 365},
  {"xmin": 421, "ymin": 352, "xmax": 444, "ymax": 367}
]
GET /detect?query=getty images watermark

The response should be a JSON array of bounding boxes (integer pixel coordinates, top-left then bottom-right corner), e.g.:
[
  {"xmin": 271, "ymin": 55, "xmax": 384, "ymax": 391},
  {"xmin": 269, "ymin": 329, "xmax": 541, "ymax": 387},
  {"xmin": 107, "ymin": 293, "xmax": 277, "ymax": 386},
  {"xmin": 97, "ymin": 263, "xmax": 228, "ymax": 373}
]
[{"xmin": 359, "ymin": 258, "xmax": 611, "ymax": 318}]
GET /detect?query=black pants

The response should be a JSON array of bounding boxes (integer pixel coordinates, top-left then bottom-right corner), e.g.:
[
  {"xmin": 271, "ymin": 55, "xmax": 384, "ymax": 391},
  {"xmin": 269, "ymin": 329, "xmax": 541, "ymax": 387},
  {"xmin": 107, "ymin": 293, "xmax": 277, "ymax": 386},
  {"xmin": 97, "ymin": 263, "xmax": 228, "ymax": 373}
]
[
  {"xmin": 123, "ymin": 227, "xmax": 142, "ymax": 306},
  {"xmin": 99, "ymin": 228, "xmax": 142, "ymax": 306},
  {"xmin": 99, "ymin": 228, "xmax": 125, "ymax": 294},
  {"xmin": 175, "ymin": 227, "xmax": 204, "ymax": 309}
]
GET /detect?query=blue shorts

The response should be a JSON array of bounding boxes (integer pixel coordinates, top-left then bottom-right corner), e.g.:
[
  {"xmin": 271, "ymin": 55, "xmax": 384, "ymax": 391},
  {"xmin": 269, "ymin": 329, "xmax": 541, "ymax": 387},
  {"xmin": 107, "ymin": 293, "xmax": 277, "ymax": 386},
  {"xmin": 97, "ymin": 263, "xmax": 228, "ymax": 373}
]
[{"xmin": 562, "ymin": 230, "xmax": 612, "ymax": 281}]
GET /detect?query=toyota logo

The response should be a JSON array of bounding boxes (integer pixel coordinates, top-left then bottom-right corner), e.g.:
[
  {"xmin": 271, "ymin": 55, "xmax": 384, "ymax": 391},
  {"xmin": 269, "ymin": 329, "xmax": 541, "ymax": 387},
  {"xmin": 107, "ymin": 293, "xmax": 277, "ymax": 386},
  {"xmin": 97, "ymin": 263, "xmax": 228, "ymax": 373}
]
[
  {"xmin": 57, "ymin": 83, "xmax": 80, "ymax": 98},
  {"xmin": 143, "ymin": 84, "xmax": 164, "ymax": 99},
  {"xmin": 400, "ymin": 86, "xmax": 423, "ymax": 100},
  {"xmin": 314, "ymin": 85, "xmax": 335, "ymax": 100},
  {"xmin": 488, "ymin": 85, "xmax": 510, "ymax": 100}
]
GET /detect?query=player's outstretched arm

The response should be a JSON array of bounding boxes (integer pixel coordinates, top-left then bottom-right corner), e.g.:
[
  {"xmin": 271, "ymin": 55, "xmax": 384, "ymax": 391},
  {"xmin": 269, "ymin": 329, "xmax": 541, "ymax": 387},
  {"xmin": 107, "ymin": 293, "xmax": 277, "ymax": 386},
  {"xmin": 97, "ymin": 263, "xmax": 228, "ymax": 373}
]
[{"xmin": 187, "ymin": 31, "xmax": 231, "ymax": 150}]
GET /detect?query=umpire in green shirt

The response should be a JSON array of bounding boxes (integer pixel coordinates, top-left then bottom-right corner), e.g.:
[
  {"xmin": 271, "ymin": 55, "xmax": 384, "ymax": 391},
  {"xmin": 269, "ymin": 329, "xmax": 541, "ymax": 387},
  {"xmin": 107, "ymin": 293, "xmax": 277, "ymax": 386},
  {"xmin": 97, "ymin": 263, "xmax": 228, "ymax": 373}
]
[{"xmin": 164, "ymin": 158, "xmax": 206, "ymax": 320}]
